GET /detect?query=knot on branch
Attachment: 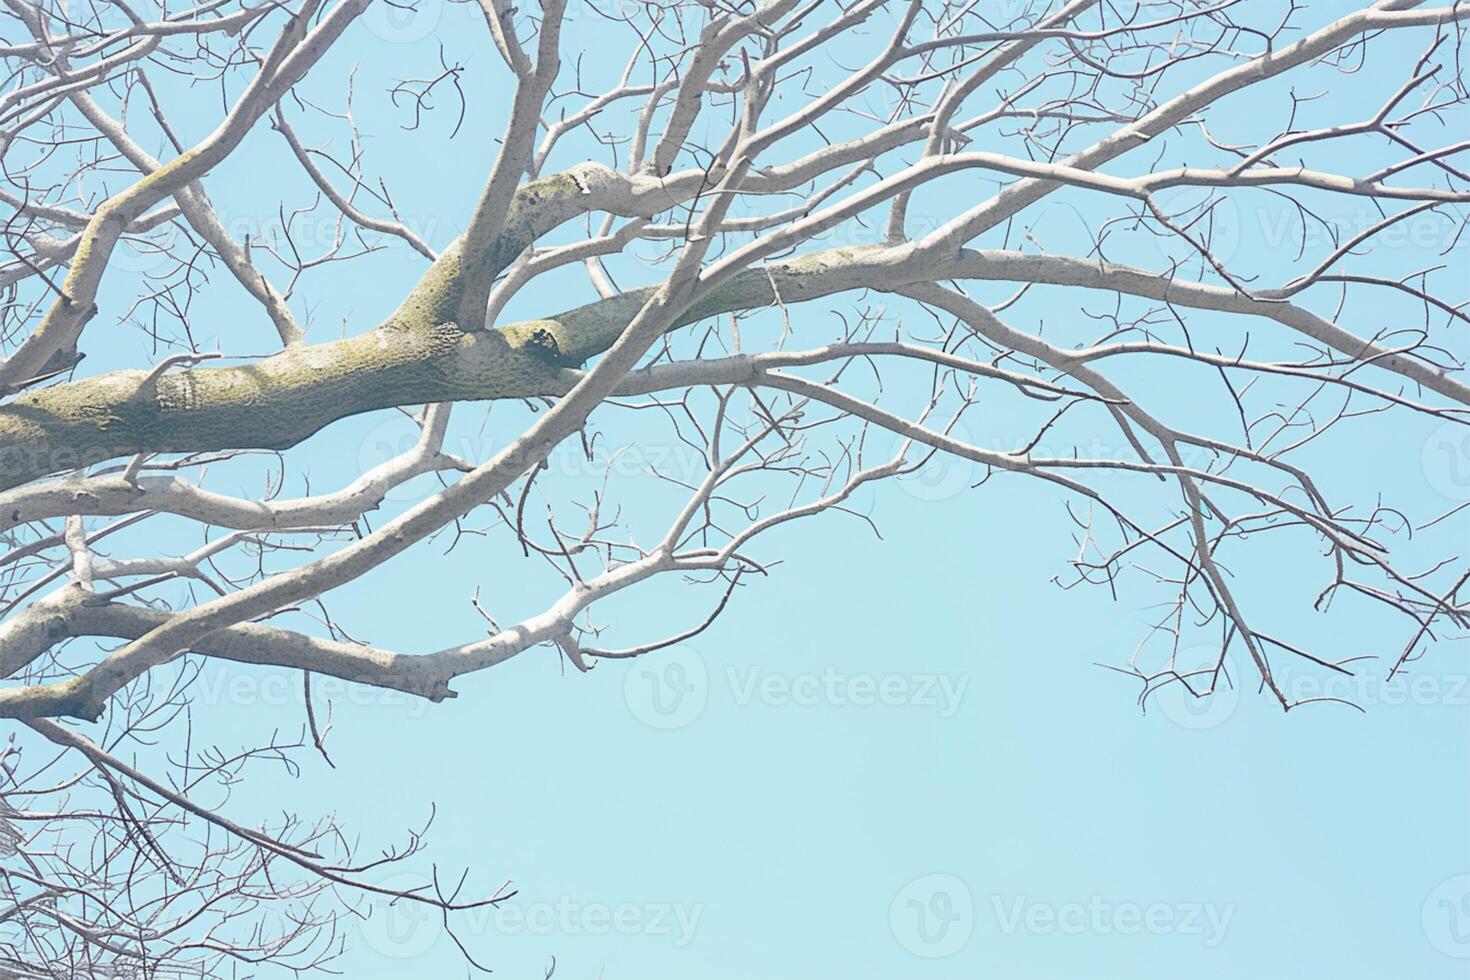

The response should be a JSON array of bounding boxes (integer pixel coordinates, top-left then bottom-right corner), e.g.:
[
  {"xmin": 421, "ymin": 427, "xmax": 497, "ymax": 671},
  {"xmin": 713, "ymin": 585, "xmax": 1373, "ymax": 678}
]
[
  {"xmin": 524, "ymin": 326, "xmax": 564, "ymax": 364},
  {"xmin": 500, "ymin": 318, "xmax": 580, "ymax": 367}
]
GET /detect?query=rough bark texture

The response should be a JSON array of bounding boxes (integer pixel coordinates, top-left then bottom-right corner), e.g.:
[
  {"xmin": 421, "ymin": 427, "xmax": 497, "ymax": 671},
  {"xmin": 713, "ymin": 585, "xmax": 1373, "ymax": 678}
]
[{"xmin": 0, "ymin": 244, "xmax": 900, "ymax": 492}]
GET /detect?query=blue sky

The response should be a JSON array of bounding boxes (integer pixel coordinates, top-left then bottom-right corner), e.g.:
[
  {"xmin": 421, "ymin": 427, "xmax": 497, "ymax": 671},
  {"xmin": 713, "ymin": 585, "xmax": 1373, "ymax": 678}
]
[{"xmin": 10, "ymin": 1, "xmax": 1469, "ymax": 977}]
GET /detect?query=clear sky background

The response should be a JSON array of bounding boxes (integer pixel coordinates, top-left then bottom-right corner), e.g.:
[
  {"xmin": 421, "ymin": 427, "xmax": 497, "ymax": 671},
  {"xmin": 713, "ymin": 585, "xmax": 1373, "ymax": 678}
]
[{"xmin": 14, "ymin": 1, "xmax": 1470, "ymax": 977}]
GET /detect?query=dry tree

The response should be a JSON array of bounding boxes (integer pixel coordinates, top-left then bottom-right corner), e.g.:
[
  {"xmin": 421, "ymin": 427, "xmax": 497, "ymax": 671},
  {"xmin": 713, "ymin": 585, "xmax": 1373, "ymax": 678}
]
[{"xmin": 0, "ymin": 0, "xmax": 1466, "ymax": 973}]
